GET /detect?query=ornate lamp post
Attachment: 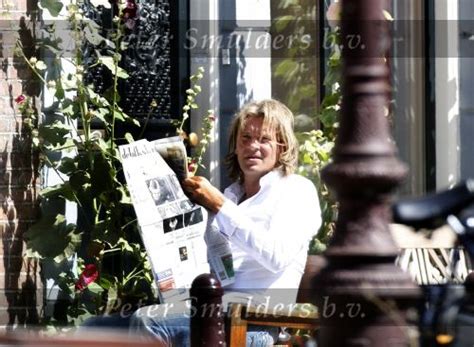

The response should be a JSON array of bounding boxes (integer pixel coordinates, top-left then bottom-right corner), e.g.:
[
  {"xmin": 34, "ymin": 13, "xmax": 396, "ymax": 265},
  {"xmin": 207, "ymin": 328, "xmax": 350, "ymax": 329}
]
[{"xmin": 313, "ymin": 0, "xmax": 420, "ymax": 345}]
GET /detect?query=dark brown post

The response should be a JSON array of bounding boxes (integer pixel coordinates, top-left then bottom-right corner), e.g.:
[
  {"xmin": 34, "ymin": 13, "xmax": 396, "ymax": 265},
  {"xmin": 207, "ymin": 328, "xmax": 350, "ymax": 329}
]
[
  {"xmin": 190, "ymin": 274, "xmax": 226, "ymax": 346},
  {"xmin": 313, "ymin": 0, "xmax": 420, "ymax": 345}
]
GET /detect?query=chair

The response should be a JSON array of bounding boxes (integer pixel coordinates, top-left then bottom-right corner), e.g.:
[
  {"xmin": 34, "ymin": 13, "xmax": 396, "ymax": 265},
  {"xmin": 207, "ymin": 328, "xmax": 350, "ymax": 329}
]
[
  {"xmin": 396, "ymin": 247, "xmax": 474, "ymax": 285},
  {"xmin": 226, "ymin": 255, "xmax": 324, "ymax": 346}
]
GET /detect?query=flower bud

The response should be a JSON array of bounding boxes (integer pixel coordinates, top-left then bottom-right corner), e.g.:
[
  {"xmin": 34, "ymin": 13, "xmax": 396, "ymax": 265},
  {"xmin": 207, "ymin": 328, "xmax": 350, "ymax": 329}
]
[
  {"xmin": 326, "ymin": 1, "xmax": 341, "ymax": 29},
  {"xmin": 47, "ymin": 81, "xmax": 57, "ymax": 89},
  {"xmin": 15, "ymin": 95, "xmax": 26, "ymax": 104},
  {"xmin": 188, "ymin": 132, "xmax": 199, "ymax": 147}
]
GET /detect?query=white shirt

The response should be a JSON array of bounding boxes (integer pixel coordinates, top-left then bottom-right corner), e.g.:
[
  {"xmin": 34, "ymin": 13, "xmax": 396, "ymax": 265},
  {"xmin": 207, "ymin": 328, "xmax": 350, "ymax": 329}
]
[{"xmin": 215, "ymin": 169, "xmax": 321, "ymax": 304}]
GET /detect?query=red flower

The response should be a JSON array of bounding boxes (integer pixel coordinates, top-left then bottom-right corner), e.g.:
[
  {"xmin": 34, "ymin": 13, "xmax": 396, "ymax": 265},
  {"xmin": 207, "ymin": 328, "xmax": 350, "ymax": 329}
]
[
  {"xmin": 110, "ymin": 0, "xmax": 138, "ymax": 29},
  {"xmin": 123, "ymin": 0, "xmax": 137, "ymax": 19},
  {"xmin": 15, "ymin": 95, "xmax": 26, "ymax": 104},
  {"xmin": 75, "ymin": 264, "xmax": 99, "ymax": 291}
]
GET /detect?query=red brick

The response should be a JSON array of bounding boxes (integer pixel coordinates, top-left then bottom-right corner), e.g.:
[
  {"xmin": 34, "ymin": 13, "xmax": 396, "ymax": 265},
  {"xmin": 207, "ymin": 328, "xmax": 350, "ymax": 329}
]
[
  {"xmin": 0, "ymin": 80, "xmax": 24, "ymax": 97},
  {"xmin": 0, "ymin": 203, "xmax": 37, "ymax": 221},
  {"xmin": 8, "ymin": 149, "xmax": 37, "ymax": 161},
  {"xmin": 0, "ymin": 0, "xmax": 41, "ymax": 327},
  {"xmin": 0, "ymin": 97, "xmax": 18, "ymax": 115},
  {"xmin": 0, "ymin": 118, "xmax": 17, "ymax": 132},
  {"xmin": 0, "ymin": 169, "xmax": 36, "ymax": 186},
  {"xmin": 0, "ymin": 59, "xmax": 29, "ymax": 80},
  {"xmin": 0, "ymin": 188, "xmax": 38, "ymax": 203},
  {"xmin": 0, "ymin": 238, "xmax": 24, "ymax": 254}
]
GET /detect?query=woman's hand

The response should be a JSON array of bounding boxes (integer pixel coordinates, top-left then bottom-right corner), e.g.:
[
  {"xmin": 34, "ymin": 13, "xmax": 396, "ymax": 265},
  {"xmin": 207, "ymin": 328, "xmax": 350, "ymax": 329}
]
[{"xmin": 182, "ymin": 176, "xmax": 225, "ymax": 213}]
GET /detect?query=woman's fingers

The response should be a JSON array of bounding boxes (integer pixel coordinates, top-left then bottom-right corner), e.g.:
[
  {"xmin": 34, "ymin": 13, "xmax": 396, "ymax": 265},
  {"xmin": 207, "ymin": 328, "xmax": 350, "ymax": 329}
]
[
  {"xmin": 183, "ymin": 176, "xmax": 205, "ymax": 190},
  {"xmin": 182, "ymin": 177, "xmax": 204, "ymax": 199},
  {"xmin": 180, "ymin": 176, "xmax": 224, "ymax": 213},
  {"xmin": 181, "ymin": 178, "xmax": 195, "ymax": 190}
]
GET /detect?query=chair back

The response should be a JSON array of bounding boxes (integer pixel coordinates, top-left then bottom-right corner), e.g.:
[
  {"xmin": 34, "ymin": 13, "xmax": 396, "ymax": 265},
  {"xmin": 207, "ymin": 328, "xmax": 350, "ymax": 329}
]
[{"xmin": 296, "ymin": 255, "xmax": 326, "ymax": 303}]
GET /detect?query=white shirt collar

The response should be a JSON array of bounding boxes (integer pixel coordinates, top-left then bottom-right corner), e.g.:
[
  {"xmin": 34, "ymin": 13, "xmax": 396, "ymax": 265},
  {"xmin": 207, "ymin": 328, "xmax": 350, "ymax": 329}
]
[{"xmin": 224, "ymin": 168, "xmax": 284, "ymax": 203}]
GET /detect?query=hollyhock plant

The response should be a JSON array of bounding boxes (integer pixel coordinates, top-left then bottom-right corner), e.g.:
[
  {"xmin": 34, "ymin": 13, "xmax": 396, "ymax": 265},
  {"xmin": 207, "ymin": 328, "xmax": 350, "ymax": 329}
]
[
  {"xmin": 175, "ymin": 67, "xmax": 215, "ymax": 176},
  {"xmin": 75, "ymin": 264, "xmax": 99, "ymax": 291},
  {"xmin": 17, "ymin": 0, "xmax": 212, "ymax": 325}
]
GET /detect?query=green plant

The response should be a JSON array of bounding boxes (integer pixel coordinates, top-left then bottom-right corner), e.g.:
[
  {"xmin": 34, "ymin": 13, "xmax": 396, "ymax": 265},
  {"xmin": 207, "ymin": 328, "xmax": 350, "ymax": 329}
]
[
  {"xmin": 175, "ymin": 67, "xmax": 216, "ymax": 176},
  {"xmin": 271, "ymin": 0, "xmax": 318, "ymax": 116},
  {"xmin": 15, "ymin": 0, "xmax": 212, "ymax": 327},
  {"xmin": 272, "ymin": 0, "xmax": 341, "ymax": 253},
  {"xmin": 274, "ymin": 1, "xmax": 393, "ymax": 254},
  {"xmin": 297, "ymin": 130, "xmax": 336, "ymax": 254},
  {"xmin": 15, "ymin": 0, "xmax": 152, "ymax": 327}
]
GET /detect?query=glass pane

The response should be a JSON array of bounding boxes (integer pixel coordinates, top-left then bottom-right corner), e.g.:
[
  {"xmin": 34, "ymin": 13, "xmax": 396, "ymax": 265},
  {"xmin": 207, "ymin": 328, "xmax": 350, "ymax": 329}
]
[{"xmin": 270, "ymin": 0, "xmax": 320, "ymax": 131}]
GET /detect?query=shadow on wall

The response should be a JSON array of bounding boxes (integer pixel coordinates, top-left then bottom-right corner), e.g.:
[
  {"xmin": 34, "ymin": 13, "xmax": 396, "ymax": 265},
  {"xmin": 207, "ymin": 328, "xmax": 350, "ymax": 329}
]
[{"xmin": 0, "ymin": 1, "xmax": 41, "ymax": 327}]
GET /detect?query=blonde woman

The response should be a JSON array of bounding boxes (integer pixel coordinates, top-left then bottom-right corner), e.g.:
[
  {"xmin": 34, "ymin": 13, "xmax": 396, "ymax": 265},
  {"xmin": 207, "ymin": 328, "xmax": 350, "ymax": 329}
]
[{"xmin": 131, "ymin": 99, "xmax": 321, "ymax": 346}]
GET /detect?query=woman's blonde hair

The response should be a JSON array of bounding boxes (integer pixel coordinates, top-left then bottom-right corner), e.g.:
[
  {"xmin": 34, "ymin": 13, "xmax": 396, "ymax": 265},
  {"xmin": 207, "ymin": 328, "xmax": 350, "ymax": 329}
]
[{"xmin": 225, "ymin": 99, "xmax": 298, "ymax": 182}]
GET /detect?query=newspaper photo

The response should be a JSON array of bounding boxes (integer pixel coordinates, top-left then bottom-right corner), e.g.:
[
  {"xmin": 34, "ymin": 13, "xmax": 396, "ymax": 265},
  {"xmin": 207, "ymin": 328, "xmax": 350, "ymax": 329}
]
[
  {"xmin": 119, "ymin": 139, "xmax": 234, "ymax": 303},
  {"xmin": 150, "ymin": 136, "xmax": 189, "ymax": 182}
]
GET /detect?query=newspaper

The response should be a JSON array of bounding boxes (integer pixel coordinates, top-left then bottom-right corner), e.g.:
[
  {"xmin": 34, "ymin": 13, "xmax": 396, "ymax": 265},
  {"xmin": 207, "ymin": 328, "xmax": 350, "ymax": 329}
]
[
  {"xmin": 119, "ymin": 138, "xmax": 234, "ymax": 303},
  {"xmin": 151, "ymin": 136, "xmax": 188, "ymax": 182}
]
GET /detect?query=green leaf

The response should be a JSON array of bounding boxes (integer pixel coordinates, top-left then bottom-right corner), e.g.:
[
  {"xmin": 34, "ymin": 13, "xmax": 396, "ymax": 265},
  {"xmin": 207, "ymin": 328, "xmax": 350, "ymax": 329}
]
[
  {"xmin": 41, "ymin": 182, "xmax": 76, "ymax": 201},
  {"xmin": 274, "ymin": 60, "xmax": 298, "ymax": 78},
  {"xmin": 299, "ymin": 85, "xmax": 317, "ymax": 98},
  {"xmin": 69, "ymin": 171, "xmax": 91, "ymax": 194},
  {"xmin": 113, "ymin": 110, "xmax": 126, "ymax": 122},
  {"xmin": 117, "ymin": 237, "xmax": 134, "ymax": 253},
  {"xmin": 104, "ymin": 39, "xmax": 116, "ymax": 49},
  {"xmin": 39, "ymin": 121, "xmax": 71, "ymax": 147},
  {"xmin": 93, "ymin": 108, "xmax": 109, "ymax": 123},
  {"xmin": 25, "ymin": 214, "xmax": 80, "ymax": 259},
  {"xmin": 98, "ymin": 57, "xmax": 129, "ymax": 79},
  {"xmin": 58, "ymin": 157, "xmax": 77, "ymax": 175},
  {"xmin": 90, "ymin": 0, "xmax": 111, "ymax": 9},
  {"xmin": 84, "ymin": 26, "xmax": 104, "ymax": 46},
  {"xmin": 90, "ymin": 154, "xmax": 113, "ymax": 197},
  {"xmin": 86, "ymin": 86, "xmax": 111, "ymax": 108},
  {"xmin": 124, "ymin": 133, "xmax": 134, "ymax": 144},
  {"xmin": 87, "ymin": 282, "xmax": 104, "ymax": 295},
  {"xmin": 319, "ymin": 108, "xmax": 339, "ymax": 128},
  {"xmin": 321, "ymin": 92, "xmax": 341, "ymax": 107},
  {"xmin": 103, "ymin": 86, "xmax": 121, "ymax": 104},
  {"xmin": 302, "ymin": 153, "xmax": 313, "ymax": 164},
  {"xmin": 274, "ymin": 15, "xmax": 295, "ymax": 32},
  {"xmin": 98, "ymin": 276, "xmax": 112, "ymax": 290},
  {"xmin": 42, "ymin": 44, "xmax": 61, "ymax": 55},
  {"xmin": 40, "ymin": 0, "xmax": 64, "ymax": 17}
]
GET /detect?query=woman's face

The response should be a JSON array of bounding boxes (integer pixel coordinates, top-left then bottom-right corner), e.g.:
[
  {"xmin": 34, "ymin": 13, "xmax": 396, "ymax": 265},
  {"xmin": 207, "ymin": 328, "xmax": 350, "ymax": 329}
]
[
  {"xmin": 235, "ymin": 116, "xmax": 279, "ymax": 182},
  {"xmin": 149, "ymin": 180, "xmax": 162, "ymax": 202}
]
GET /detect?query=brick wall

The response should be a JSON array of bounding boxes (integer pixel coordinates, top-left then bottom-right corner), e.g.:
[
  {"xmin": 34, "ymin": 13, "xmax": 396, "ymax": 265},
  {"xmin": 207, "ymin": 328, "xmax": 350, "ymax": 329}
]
[{"xmin": 0, "ymin": 1, "xmax": 41, "ymax": 328}]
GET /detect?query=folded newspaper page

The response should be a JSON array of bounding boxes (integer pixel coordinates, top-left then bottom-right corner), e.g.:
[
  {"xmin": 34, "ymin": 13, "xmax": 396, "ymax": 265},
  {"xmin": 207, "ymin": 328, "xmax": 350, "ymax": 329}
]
[{"xmin": 119, "ymin": 138, "xmax": 234, "ymax": 303}]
